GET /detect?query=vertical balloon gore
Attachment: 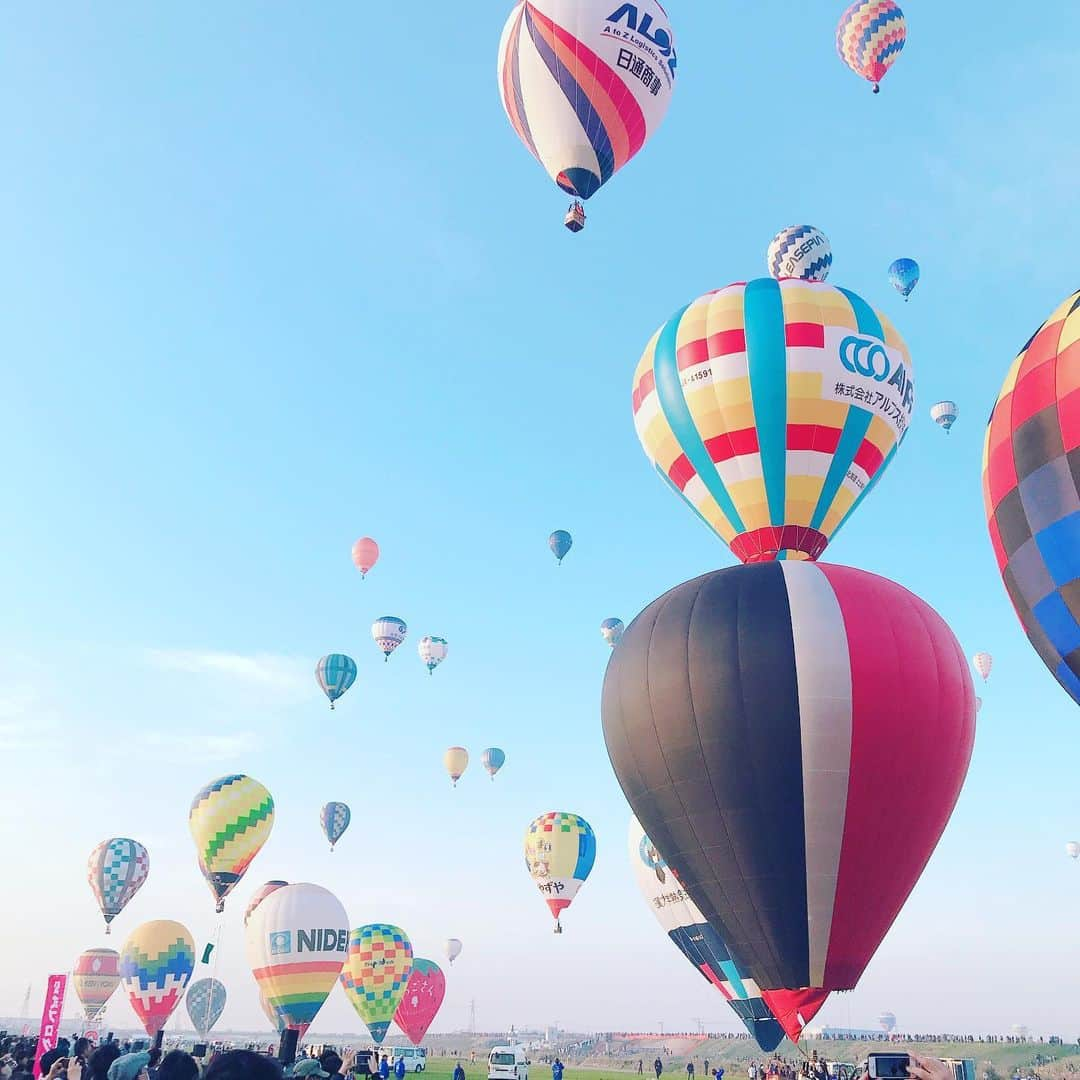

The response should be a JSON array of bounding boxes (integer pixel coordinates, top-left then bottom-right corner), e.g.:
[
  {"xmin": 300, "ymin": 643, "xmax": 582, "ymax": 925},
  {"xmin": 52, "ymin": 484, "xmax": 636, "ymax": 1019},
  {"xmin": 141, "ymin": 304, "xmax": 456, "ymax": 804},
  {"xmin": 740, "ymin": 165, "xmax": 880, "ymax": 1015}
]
[{"xmin": 602, "ymin": 562, "xmax": 975, "ymax": 991}]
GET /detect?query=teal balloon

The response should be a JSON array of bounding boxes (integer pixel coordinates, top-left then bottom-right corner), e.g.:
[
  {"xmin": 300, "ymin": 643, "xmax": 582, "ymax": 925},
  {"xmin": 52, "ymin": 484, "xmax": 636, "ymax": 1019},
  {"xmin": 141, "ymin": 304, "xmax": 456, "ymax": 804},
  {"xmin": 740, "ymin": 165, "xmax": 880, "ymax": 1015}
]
[
  {"xmin": 481, "ymin": 748, "xmax": 506, "ymax": 779},
  {"xmin": 888, "ymin": 258, "xmax": 920, "ymax": 300},
  {"xmin": 315, "ymin": 654, "xmax": 357, "ymax": 709},
  {"xmin": 320, "ymin": 801, "xmax": 351, "ymax": 849},
  {"xmin": 549, "ymin": 530, "xmax": 573, "ymax": 564},
  {"xmin": 186, "ymin": 977, "xmax": 226, "ymax": 1037}
]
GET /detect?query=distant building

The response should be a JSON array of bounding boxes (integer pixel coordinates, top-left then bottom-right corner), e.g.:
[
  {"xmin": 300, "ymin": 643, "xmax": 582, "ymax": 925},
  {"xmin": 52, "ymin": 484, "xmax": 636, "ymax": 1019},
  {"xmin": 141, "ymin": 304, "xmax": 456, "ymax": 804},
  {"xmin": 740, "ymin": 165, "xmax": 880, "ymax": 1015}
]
[{"xmin": 805, "ymin": 1027, "xmax": 888, "ymax": 1040}]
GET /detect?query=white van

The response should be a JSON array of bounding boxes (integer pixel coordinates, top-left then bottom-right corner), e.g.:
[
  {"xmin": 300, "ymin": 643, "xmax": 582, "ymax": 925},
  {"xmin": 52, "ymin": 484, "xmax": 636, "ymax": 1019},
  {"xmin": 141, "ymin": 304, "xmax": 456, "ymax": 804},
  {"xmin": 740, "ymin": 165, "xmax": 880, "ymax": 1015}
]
[
  {"xmin": 390, "ymin": 1049, "xmax": 427, "ymax": 1073},
  {"xmin": 488, "ymin": 1047, "xmax": 529, "ymax": 1080}
]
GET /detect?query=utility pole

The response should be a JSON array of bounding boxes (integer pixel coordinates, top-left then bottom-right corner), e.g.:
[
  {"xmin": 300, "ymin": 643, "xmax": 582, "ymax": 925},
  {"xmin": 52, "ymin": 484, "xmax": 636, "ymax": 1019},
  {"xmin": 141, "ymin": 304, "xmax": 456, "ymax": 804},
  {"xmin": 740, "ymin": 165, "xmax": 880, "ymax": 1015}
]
[
  {"xmin": 658, "ymin": 1022, "xmax": 664, "ymax": 1037},
  {"xmin": 469, "ymin": 999, "xmax": 476, "ymax": 1035},
  {"xmin": 21, "ymin": 985, "xmax": 32, "ymax": 1019}
]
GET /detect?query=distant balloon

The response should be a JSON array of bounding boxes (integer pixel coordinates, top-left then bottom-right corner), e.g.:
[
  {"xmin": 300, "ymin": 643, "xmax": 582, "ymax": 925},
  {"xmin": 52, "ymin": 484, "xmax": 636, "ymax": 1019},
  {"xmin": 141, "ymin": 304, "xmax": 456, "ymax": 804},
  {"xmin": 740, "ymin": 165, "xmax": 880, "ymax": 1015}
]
[
  {"xmin": 189, "ymin": 774, "xmax": 274, "ymax": 913},
  {"xmin": 634, "ymin": 278, "xmax": 913, "ymax": 563},
  {"xmin": 973, "ymin": 652, "xmax": 993, "ymax": 681},
  {"xmin": 548, "ymin": 530, "xmax": 572, "ymax": 564},
  {"xmin": 930, "ymin": 401, "xmax": 958, "ymax": 433},
  {"xmin": 600, "ymin": 618, "xmax": 625, "ymax": 647},
  {"xmin": 975, "ymin": 696, "xmax": 983, "ymax": 714},
  {"xmin": 888, "ymin": 258, "xmax": 920, "ymax": 300},
  {"xmin": 315, "ymin": 654, "xmax": 357, "ymax": 709},
  {"xmin": 393, "ymin": 958, "xmax": 446, "ymax": 1047},
  {"xmin": 628, "ymin": 816, "xmax": 824, "ymax": 1050},
  {"xmin": 244, "ymin": 881, "xmax": 288, "ymax": 928},
  {"xmin": 879, "ymin": 1011, "xmax": 897, "ymax": 1033},
  {"xmin": 983, "ymin": 288, "xmax": 1080, "ymax": 708},
  {"xmin": 767, "ymin": 226, "xmax": 832, "ymax": 282},
  {"xmin": 72, "ymin": 949, "xmax": 121, "ymax": 1022},
  {"xmin": 444, "ymin": 747, "xmax": 469, "ymax": 786},
  {"xmin": 245, "ymin": 883, "xmax": 348, "ymax": 1036},
  {"xmin": 119, "ymin": 920, "xmax": 195, "ymax": 1038},
  {"xmin": 87, "ymin": 838, "xmax": 149, "ymax": 934},
  {"xmin": 496, "ymin": 0, "xmax": 677, "ymax": 219},
  {"xmin": 837, "ymin": 0, "xmax": 906, "ymax": 93},
  {"xmin": 481, "ymin": 747, "xmax": 506, "ymax": 779},
  {"xmin": 352, "ymin": 537, "xmax": 380, "ymax": 578},
  {"xmin": 340, "ymin": 924, "xmax": 414, "ymax": 1044},
  {"xmin": 419, "ymin": 635, "xmax": 449, "ymax": 675},
  {"xmin": 320, "ymin": 802, "xmax": 351, "ymax": 851},
  {"xmin": 524, "ymin": 811, "xmax": 596, "ymax": 934},
  {"xmin": 1067, "ymin": 841, "xmax": 1080, "ymax": 860},
  {"xmin": 603, "ymin": 562, "xmax": 975, "ymax": 991},
  {"xmin": 372, "ymin": 617, "xmax": 408, "ymax": 661},
  {"xmin": 444, "ymin": 938, "xmax": 463, "ymax": 965},
  {"xmin": 186, "ymin": 978, "xmax": 226, "ymax": 1038}
]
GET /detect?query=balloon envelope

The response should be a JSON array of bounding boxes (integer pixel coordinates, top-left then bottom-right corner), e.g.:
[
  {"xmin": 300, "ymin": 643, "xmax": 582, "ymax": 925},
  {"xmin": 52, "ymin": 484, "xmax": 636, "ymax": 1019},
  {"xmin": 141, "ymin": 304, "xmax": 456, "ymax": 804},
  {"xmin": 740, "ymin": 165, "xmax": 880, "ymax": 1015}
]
[
  {"xmin": 497, "ymin": 0, "xmax": 676, "ymax": 202},
  {"xmin": 444, "ymin": 938, "xmax": 463, "ymax": 964},
  {"xmin": 930, "ymin": 401, "xmax": 958, "ymax": 433},
  {"xmin": 548, "ymin": 530, "xmax": 572, "ymax": 563},
  {"xmin": 186, "ymin": 978, "xmax": 227, "ymax": 1037},
  {"xmin": 633, "ymin": 278, "xmax": 913, "ymax": 563},
  {"xmin": 339, "ymin": 924, "xmax": 414, "ymax": 1044},
  {"xmin": 321, "ymin": 802, "xmax": 351, "ymax": 849},
  {"xmin": 393, "ymin": 958, "xmax": 446, "ymax": 1046},
  {"xmin": 983, "ymin": 288, "xmax": 1080, "ymax": 706},
  {"xmin": 119, "ymin": 920, "xmax": 195, "ymax": 1037},
  {"xmin": 245, "ymin": 883, "xmax": 349, "ymax": 1033},
  {"xmin": 602, "ymin": 561, "xmax": 975, "ymax": 990},
  {"xmin": 629, "ymin": 816, "xmax": 821, "ymax": 1050},
  {"xmin": 87, "ymin": 838, "xmax": 149, "ymax": 931},
  {"xmin": 1067, "ymin": 841, "xmax": 1080, "ymax": 859},
  {"xmin": 836, "ymin": 0, "xmax": 906, "ymax": 91},
  {"xmin": 888, "ymin": 258, "xmax": 920, "ymax": 300},
  {"xmin": 600, "ymin": 618, "xmax": 625, "ymax": 647},
  {"xmin": 481, "ymin": 747, "xmax": 506, "ymax": 778},
  {"xmin": 372, "ymin": 617, "xmax": 408, "ymax": 659},
  {"xmin": 767, "ymin": 226, "xmax": 832, "ymax": 283},
  {"xmin": 73, "ymin": 949, "xmax": 121, "ymax": 1022},
  {"xmin": 352, "ymin": 537, "xmax": 380, "ymax": 577},
  {"xmin": 879, "ymin": 1011, "xmax": 897, "ymax": 1032},
  {"xmin": 419, "ymin": 636, "xmax": 449, "ymax": 674},
  {"xmin": 244, "ymin": 881, "xmax": 288, "ymax": 928},
  {"xmin": 315, "ymin": 654, "xmax": 357, "ymax": 709},
  {"xmin": 973, "ymin": 652, "xmax": 993, "ymax": 680},
  {"xmin": 524, "ymin": 812, "xmax": 596, "ymax": 929},
  {"xmin": 189, "ymin": 774, "xmax": 274, "ymax": 912},
  {"xmin": 444, "ymin": 747, "xmax": 469, "ymax": 784}
]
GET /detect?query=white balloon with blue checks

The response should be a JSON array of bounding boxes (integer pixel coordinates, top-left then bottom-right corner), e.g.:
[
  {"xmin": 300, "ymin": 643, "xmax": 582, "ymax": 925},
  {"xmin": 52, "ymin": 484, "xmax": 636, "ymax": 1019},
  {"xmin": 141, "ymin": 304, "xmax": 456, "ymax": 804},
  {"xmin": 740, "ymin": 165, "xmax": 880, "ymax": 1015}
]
[{"xmin": 766, "ymin": 225, "xmax": 832, "ymax": 282}]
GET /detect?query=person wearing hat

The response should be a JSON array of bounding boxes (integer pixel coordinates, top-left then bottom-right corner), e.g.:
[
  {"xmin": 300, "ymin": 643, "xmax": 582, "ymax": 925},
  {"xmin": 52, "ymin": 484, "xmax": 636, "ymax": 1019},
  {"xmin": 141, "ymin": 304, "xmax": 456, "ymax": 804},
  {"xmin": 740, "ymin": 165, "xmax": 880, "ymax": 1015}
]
[
  {"xmin": 292, "ymin": 1062, "xmax": 329, "ymax": 1080},
  {"xmin": 107, "ymin": 1053, "xmax": 150, "ymax": 1080}
]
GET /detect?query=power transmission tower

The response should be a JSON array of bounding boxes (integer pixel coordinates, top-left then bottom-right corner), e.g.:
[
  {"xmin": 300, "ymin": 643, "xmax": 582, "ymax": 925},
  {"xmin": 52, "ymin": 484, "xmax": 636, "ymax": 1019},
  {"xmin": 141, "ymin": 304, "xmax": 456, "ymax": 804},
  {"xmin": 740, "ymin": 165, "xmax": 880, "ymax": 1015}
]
[{"xmin": 692, "ymin": 1018, "xmax": 704, "ymax": 1036}]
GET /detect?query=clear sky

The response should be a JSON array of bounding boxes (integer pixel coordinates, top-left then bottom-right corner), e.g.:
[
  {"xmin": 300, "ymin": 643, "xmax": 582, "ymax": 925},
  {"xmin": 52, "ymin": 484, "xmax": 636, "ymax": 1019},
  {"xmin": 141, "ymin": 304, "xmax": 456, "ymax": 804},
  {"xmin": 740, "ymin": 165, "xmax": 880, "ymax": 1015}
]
[{"xmin": 2, "ymin": 0, "xmax": 1079, "ymax": 1043}]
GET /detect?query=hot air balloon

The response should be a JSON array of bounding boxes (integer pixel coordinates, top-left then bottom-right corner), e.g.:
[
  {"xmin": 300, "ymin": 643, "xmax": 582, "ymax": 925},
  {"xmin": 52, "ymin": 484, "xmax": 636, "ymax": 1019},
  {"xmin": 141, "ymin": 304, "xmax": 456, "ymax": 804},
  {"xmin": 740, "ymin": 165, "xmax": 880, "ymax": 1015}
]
[
  {"xmin": 481, "ymin": 747, "xmax": 506, "ymax": 779},
  {"xmin": 984, "ymin": 289, "xmax": 1080, "ymax": 707},
  {"xmin": 393, "ymin": 958, "xmax": 446, "ymax": 1046},
  {"xmin": 1067, "ymin": 842, "xmax": 1080, "ymax": 860},
  {"xmin": 72, "ymin": 949, "xmax": 121, "ymax": 1022},
  {"xmin": 600, "ymin": 618, "xmax": 625, "ymax": 647},
  {"xmin": 445, "ymin": 938, "xmax": 463, "ymax": 965},
  {"xmin": 244, "ymin": 881, "xmax": 288, "ymax": 928},
  {"xmin": 87, "ymin": 838, "xmax": 150, "ymax": 933},
  {"xmin": 321, "ymin": 802, "xmax": 351, "ymax": 851},
  {"xmin": 548, "ymin": 530, "xmax": 572, "ymax": 564},
  {"xmin": 836, "ymin": 0, "xmax": 906, "ymax": 94},
  {"xmin": 315, "ymin": 654, "xmax": 357, "ymax": 710},
  {"xmin": 444, "ymin": 747, "xmax": 469, "ymax": 786},
  {"xmin": 339, "ymin": 924, "xmax": 414, "ymax": 1044},
  {"xmin": 602, "ymin": 562, "xmax": 975, "ymax": 991},
  {"xmin": 372, "ymin": 617, "xmax": 407, "ymax": 661},
  {"xmin": 189, "ymin": 775, "xmax": 274, "ymax": 913},
  {"xmin": 931, "ymin": 401, "xmax": 958, "ymax": 433},
  {"xmin": 352, "ymin": 537, "xmax": 380, "ymax": 578},
  {"xmin": 524, "ymin": 812, "xmax": 596, "ymax": 934},
  {"xmin": 497, "ymin": 0, "xmax": 677, "ymax": 230},
  {"xmin": 186, "ymin": 978, "xmax": 226, "ymax": 1038},
  {"xmin": 245, "ymin": 883, "xmax": 349, "ymax": 1036},
  {"xmin": 973, "ymin": 652, "xmax": 992, "ymax": 681},
  {"xmin": 633, "ymin": 277, "xmax": 913, "ymax": 563},
  {"xmin": 888, "ymin": 258, "xmax": 919, "ymax": 301},
  {"xmin": 119, "ymin": 920, "xmax": 195, "ymax": 1038},
  {"xmin": 975, "ymin": 696, "xmax": 983, "ymax": 714},
  {"xmin": 628, "ymin": 817, "xmax": 827, "ymax": 1050},
  {"xmin": 767, "ymin": 226, "xmax": 832, "ymax": 283},
  {"xmin": 879, "ymin": 1011, "xmax": 897, "ymax": 1033},
  {"xmin": 419, "ymin": 636, "xmax": 449, "ymax": 674}
]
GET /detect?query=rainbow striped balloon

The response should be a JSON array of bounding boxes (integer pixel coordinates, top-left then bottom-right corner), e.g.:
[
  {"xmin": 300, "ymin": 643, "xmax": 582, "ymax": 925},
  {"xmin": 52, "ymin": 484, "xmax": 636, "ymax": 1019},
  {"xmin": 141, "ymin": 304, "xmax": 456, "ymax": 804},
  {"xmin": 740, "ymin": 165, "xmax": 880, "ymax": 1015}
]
[
  {"xmin": 497, "ymin": 0, "xmax": 676, "ymax": 205},
  {"xmin": 340, "ymin": 924, "xmax": 414, "ymax": 1045},
  {"xmin": 836, "ymin": 0, "xmax": 906, "ymax": 93},
  {"xmin": 632, "ymin": 278, "xmax": 913, "ymax": 564},
  {"xmin": 119, "ymin": 920, "xmax": 195, "ymax": 1037}
]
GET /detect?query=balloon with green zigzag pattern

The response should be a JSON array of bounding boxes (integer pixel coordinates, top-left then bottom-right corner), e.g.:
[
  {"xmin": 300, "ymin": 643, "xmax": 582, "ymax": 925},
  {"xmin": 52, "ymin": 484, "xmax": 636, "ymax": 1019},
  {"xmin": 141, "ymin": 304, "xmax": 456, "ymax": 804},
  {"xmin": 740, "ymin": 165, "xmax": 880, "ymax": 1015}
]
[{"xmin": 189, "ymin": 774, "xmax": 275, "ymax": 913}]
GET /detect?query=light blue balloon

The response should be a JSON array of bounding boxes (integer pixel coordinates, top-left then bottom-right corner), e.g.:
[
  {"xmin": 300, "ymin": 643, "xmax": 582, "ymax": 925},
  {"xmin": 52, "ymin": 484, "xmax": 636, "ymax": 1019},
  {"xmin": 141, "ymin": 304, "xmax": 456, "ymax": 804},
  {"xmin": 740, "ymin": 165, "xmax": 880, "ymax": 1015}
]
[
  {"xmin": 481, "ymin": 747, "xmax": 506, "ymax": 779},
  {"xmin": 186, "ymin": 977, "xmax": 226, "ymax": 1037},
  {"xmin": 549, "ymin": 529, "xmax": 573, "ymax": 564},
  {"xmin": 320, "ymin": 801, "xmax": 351, "ymax": 849},
  {"xmin": 888, "ymin": 257, "xmax": 920, "ymax": 300},
  {"xmin": 315, "ymin": 653, "xmax": 357, "ymax": 709}
]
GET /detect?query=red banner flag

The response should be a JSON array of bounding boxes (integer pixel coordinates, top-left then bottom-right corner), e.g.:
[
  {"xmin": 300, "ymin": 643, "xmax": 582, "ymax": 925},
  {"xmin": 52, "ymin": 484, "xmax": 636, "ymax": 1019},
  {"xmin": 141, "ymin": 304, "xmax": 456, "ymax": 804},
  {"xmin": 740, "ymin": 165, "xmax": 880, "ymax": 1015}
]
[{"xmin": 32, "ymin": 974, "xmax": 68, "ymax": 1079}]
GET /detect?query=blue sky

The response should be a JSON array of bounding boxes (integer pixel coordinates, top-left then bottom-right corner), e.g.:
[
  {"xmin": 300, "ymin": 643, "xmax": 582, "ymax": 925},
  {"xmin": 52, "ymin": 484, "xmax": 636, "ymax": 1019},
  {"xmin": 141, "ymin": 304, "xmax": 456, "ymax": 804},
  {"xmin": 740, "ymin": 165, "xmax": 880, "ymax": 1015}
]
[{"xmin": 2, "ymin": 0, "xmax": 1079, "ymax": 1041}]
